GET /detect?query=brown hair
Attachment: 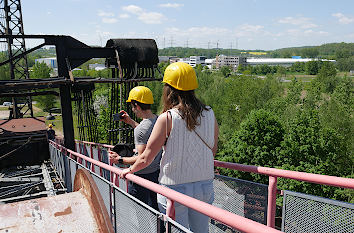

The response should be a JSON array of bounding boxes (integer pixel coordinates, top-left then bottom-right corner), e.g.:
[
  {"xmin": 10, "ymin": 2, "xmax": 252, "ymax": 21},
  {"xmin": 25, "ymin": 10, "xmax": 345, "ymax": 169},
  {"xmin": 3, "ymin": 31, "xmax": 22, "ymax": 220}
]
[
  {"xmin": 131, "ymin": 100, "xmax": 151, "ymax": 111},
  {"xmin": 162, "ymin": 84, "xmax": 208, "ymax": 131}
]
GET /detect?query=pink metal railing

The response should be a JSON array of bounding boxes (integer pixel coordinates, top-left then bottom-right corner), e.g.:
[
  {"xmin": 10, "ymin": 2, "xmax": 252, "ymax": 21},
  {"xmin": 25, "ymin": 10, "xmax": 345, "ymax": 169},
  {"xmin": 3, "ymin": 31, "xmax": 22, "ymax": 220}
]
[
  {"xmin": 74, "ymin": 140, "xmax": 354, "ymax": 229},
  {"xmin": 55, "ymin": 140, "xmax": 281, "ymax": 233},
  {"xmin": 214, "ymin": 161, "xmax": 354, "ymax": 228}
]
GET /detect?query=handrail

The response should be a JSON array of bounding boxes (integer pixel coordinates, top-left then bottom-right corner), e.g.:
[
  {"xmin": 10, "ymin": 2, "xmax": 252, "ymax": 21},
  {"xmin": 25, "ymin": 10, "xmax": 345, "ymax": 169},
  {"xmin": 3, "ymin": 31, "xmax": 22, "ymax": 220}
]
[
  {"xmin": 75, "ymin": 139, "xmax": 114, "ymax": 149},
  {"xmin": 51, "ymin": 141, "xmax": 281, "ymax": 233},
  {"xmin": 74, "ymin": 139, "xmax": 354, "ymax": 228},
  {"xmin": 214, "ymin": 161, "xmax": 354, "ymax": 190},
  {"xmin": 76, "ymin": 139, "xmax": 354, "ymax": 189}
]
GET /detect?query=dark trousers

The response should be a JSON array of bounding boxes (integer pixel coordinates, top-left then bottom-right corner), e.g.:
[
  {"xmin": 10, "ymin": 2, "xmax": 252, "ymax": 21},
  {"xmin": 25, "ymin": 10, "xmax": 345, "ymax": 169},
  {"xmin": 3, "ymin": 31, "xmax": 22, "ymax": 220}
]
[{"xmin": 128, "ymin": 169, "xmax": 159, "ymax": 211}]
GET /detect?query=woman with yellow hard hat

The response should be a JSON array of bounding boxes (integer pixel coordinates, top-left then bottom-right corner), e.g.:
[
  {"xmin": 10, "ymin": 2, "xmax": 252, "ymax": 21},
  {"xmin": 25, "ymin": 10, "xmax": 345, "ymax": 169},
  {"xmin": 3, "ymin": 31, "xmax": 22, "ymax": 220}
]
[{"xmin": 120, "ymin": 62, "xmax": 219, "ymax": 233}]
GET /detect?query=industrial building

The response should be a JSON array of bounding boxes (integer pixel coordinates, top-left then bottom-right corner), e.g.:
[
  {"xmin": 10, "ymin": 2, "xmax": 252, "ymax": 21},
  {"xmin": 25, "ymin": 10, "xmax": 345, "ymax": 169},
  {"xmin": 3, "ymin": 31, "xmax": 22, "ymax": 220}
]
[
  {"xmin": 246, "ymin": 58, "xmax": 336, "ymax": 67},
  {"xmin": 215, "ymin": 55, "xmax": 247, "ymax": 71},
  {"xmin": 35, "ymin": 57, "xmax": 57, "ymax": 69}
]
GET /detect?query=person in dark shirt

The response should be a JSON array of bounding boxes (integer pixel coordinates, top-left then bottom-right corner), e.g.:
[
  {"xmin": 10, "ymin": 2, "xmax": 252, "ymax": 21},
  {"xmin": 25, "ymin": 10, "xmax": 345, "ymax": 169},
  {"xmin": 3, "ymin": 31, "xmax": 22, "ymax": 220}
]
[
  {"xmin": 109, "ymin": 86, "xmax": 162, "ymax": 210},
  {"xmin": 47, "ymin": 124, "xmax": 56, "ymax": 141}
]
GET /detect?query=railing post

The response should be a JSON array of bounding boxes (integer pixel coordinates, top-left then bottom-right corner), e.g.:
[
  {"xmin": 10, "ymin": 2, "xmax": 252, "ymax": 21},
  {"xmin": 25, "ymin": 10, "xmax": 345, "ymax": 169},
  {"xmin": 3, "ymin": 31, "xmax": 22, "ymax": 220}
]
[
  {"xmin": 267, "ymin": 176, "xmax": 277, "ymax": 228},
  {"xmin": 166, "ymin": 198, "xmax": 175, "ymax": 220},
  {"xmin": 90, "ymin": 144, "xmax": 94, "ymax": 172},
  {"xmin": 98, "ymin": 145, "xmax": 103, "ymax": 177}
]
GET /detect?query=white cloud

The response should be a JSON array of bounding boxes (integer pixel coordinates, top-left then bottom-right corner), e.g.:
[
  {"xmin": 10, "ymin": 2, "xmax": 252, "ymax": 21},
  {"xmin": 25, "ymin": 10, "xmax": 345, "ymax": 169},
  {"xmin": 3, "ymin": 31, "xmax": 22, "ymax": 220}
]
[
  {"xmin": 278, "ymin": 16, "xmax": 318, "ymax": 29},
  {"xmin": 165, "ymin": 26, "xmax": 231, "ymax": 37},
  {"xmin": 97, "ymin": 10, "xmax": 118, "ymax": 24},
  {"xmin": 97, "ymin": 10, "xmax": 114, "ymax": 17},
  {"xmin": 119, "ymin": 14, "xmax": 130, "ymax": 19},
  {"xmin": 122, "ymin": 5, "xmax": 165, "ymax": 24},
  {"xmin": 159, "ymin": 3, "xmax": 184, "ymax": 8},
  {"xmin": 122, "ymin": 5, "xmax": 144, "ymax": 15},
  {"xmin": 138, "ymin": 12, "xmax": 164, "ymax": 24},
  {"xmin": 285, "ymin": 29, "xmax": 328, "ymax": 37},
  {"xmin": 95, "ymin": 30, "xmax": 114, "ymax": 38},
  {"xmin": 188, "ymin": 27, "xmax": 230, "ymax": 35},
  {"xmin": 239, "ymin": 24, "xmax": 264, "ymax": 32},
  {"xmin": 102, "ymin": 18, "xmax": 118, "ymax": 24},
  {"xmin": 235, "ymin": 24, "xmax": 266, "ymax": 37},
  {"xmin": 332, "ymin": 13, "xmax": 354, "ymax": 24}
]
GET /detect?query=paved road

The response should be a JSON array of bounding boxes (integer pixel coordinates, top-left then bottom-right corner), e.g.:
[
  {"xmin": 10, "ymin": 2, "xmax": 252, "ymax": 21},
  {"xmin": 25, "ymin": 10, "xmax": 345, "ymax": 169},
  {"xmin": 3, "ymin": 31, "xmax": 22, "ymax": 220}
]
[{"xmin": 0, "ymin": 110, "xmax": 9, "ymax": 119}]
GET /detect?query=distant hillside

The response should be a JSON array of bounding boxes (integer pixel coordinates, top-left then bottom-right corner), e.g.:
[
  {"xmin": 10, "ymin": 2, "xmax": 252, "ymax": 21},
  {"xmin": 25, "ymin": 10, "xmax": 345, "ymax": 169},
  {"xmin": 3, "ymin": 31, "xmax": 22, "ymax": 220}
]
[
  {"xmin": 158, "ymin": 43, "xmax": 354, "ymax": 59},
  {"xmin": 158, "ymin": 47, "xmax": 268, "ymax": 59},
  {"xmin": 269, "ymin": 42, "xmax": 354, "ymax": 59}
]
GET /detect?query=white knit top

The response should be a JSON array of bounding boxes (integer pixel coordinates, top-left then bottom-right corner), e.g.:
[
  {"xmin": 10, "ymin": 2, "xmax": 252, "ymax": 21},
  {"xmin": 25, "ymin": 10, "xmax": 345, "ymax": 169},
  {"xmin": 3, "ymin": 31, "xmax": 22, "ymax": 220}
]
[{"xmin": 158, "ymin": 107, "xmax": 215, "ymax": 185}]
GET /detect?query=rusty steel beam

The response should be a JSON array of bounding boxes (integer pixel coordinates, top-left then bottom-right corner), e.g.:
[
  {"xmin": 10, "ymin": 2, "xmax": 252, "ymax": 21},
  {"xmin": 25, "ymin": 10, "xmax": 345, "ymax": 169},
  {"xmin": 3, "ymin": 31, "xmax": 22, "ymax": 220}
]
[
  {"xmin": 0, "ymin": 78, "xmax": 69, "ymax": 90},
  {"xmin": 0, "ymin": 91, "xmax": 59, "ymax": 98}
]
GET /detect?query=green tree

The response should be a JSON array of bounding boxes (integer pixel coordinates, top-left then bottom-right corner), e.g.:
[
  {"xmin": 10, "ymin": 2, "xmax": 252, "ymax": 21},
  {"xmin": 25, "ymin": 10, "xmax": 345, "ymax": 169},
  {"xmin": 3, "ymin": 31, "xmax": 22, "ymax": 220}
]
[
  {"xmin": 0, "ymin": 52, "xmax": 10, "ymax": 81},
  {"xmin": 301, "ymin": 48, "xmax": 319, "ymax": 58},
  {"xmin": 32, "ymin": 62, "xmax": 56, "ymax": 112},
  {"xmin": 218, "ymin": 109, "xmax": 284, "ymax": 184},
  {"xmin": 336, "ymin": 56, "xmax": 354, "ymax": 72},
  {"xmin": 316, "ymin": 62, "xmax": 338, "ymax": 93},
  {"xmin": 290, "ymin": 62, "xmax": 305, "ymax": 73},
  {"xmin": 31, "ymin": 62, "xmax": 52, "ymax": 78},
  {"xmin": 220, "ymin": 66, "xmax": 232, "ymax": 77},
  {"xmin": 278, "ymin": 109, "xmax": 349, "ymax": 200},
  {"xmin": 305, "ymin": 61, "xmax": 320, "ymax": 75},
  {"xmin": 286, "ymin": 78, "xmax": 303, "ymax": 105},
  {"xmin": 277, "ymin": 66, "xmax": 287, "ymax": 77}
]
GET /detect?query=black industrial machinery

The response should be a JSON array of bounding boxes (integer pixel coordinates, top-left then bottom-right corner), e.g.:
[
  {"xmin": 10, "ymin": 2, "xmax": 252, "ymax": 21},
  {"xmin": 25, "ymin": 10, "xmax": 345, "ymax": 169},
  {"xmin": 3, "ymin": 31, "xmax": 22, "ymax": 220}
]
[
  {"xmin": 0, "ymin": 35, "xmax": 160, "ymax": 149},
  {"xmin": 0, "ymin": 0, "xmax": 160, "ymax": 208}
]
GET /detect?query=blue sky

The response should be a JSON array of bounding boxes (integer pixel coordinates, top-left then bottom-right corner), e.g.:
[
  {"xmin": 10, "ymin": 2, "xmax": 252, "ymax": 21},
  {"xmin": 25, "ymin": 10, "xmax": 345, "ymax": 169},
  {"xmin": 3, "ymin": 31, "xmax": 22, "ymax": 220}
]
[{"xmin": 22, "ymin": 0, "xmax": 354, "ymax": 50}]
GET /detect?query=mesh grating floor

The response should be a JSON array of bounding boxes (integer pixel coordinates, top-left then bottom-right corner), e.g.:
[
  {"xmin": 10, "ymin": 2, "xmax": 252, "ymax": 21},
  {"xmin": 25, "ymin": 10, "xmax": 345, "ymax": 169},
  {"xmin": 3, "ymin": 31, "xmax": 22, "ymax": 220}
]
[{"xmin": 282, "ymin": 190, "xmax": 354, "ymax": 233}]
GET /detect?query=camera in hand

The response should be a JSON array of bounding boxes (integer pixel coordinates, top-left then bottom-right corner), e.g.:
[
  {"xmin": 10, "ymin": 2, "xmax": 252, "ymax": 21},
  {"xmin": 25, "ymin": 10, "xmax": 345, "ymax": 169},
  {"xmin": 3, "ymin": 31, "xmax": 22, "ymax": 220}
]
[
  {"xmin": 113, "ymin": 112, "xmax": 124, "ymax": 121},
  {"xmin": 112, "ymin": 144, "xmax": 135, "ymax": 157}
]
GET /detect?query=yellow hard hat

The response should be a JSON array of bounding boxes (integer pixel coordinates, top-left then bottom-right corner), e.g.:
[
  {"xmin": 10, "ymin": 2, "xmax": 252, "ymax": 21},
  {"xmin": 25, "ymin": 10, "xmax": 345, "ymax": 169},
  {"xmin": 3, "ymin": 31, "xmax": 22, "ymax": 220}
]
[
  {"xmin": 163, "ymin": 62, "xmax": 198, "ymax": 91},
  {"xmin": 126, "ymin": 86, "xmax": 154, "ymax": 104},
  {"xmin": 48, "ymin": 124, "xmax": 53, "ymax": 128}
]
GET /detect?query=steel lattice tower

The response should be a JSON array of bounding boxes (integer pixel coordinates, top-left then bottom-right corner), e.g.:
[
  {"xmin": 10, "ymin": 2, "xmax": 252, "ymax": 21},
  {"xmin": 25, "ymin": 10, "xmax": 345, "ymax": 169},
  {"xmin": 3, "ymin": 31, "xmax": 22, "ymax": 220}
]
[{"xmin": 0, "ymin": 0, "xmax": 33, "ymax": 118}]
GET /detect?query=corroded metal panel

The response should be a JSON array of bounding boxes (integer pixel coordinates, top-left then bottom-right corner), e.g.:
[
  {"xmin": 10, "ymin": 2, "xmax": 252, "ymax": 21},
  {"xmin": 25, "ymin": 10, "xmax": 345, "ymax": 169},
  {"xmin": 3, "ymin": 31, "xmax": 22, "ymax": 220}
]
[
  {"xmin": 0, "ymin": 117, "xmax": 46, "ymax": 133},
  {"xmin": 0, "ymin": 169, "xmax": 114, "ymax": 233},
  {"xmin": 0, "ymin": 191, "xmax": 100, "ymax": 232}
]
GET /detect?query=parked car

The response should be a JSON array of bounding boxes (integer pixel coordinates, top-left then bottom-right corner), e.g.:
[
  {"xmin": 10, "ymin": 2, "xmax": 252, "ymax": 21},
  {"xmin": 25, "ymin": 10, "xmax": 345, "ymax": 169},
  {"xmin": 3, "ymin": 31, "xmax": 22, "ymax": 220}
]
[{"xmin": 2, "ymin": 102, "xmax": 12, "ymax": 106}]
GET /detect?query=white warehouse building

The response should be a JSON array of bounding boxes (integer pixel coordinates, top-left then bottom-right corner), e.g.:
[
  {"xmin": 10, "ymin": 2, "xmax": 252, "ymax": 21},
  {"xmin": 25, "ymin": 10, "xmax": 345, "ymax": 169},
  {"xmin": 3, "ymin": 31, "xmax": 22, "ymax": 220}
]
[
  {"xmin": 246, "ymin": 58, "xmax": 336, "ymax": 67},
  {"xmin": 189, "ymin": 56, "xmax": 206, "ymax": 67},
  {"xmin": 35, "ymin": 57, "xmax": 57, "ymax": 69}
]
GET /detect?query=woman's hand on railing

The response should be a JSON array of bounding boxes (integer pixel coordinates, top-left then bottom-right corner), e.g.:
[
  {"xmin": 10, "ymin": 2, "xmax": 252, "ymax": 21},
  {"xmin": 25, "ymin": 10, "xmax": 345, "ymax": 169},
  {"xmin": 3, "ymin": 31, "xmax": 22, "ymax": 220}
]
[{"xmin": 119, "ymin": 167, "xmax": 132, "ymax": 179}]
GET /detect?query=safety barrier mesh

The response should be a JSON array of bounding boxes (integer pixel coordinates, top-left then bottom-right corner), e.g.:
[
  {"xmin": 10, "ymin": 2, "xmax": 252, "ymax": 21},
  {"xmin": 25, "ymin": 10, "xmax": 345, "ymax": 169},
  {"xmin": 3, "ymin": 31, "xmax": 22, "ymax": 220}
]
[
  {"xmin": 282, "ymin": 190, "xmax": 354, "ymax": 233},
  {"xmin": 166, "ymin": 217, "xmax": 193, "ymax": 233},
  {"xmin": 91, "ymin": 172, "xmax": 112, "ymax": 216},
  {"xmin": 114, "ymin": 187, "xmax": 161, "ymax": 233},
  {"xmin": 69, "ymin": 159, "xmax": 77, "ymax": 191},
  {"xmin": 92, "ymin": 147, "xmax": 101, "ymax": 174},
  {"xmin": 213, "ymin": 175, "xmax": 268, "ymax": 225}
]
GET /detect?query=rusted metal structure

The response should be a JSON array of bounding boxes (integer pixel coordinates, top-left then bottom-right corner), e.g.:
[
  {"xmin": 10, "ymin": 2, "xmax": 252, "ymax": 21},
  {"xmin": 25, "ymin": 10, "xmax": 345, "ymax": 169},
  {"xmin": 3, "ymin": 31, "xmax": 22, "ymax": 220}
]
[
  {"xmin": 0, "ymin": 169, "xmax": 114, "ymax": 232},
  {"xmin": 0, "ymin": 0, "xmax": 33, "ymax": 118},
  {"xmin": 0, "ymin": 1, "xmax": 159, "ymax": 212},
  {"xmin": 0, "ymin": 35, "xmax": 159, "ymax": 208}
]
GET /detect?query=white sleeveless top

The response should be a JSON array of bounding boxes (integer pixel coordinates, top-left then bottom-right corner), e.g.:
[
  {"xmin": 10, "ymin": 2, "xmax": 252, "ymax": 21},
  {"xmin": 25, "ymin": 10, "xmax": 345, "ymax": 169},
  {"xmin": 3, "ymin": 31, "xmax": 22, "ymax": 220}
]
[{"xmin": 158, "ymin": 107, "xmax": 215, "ymax": 185}]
